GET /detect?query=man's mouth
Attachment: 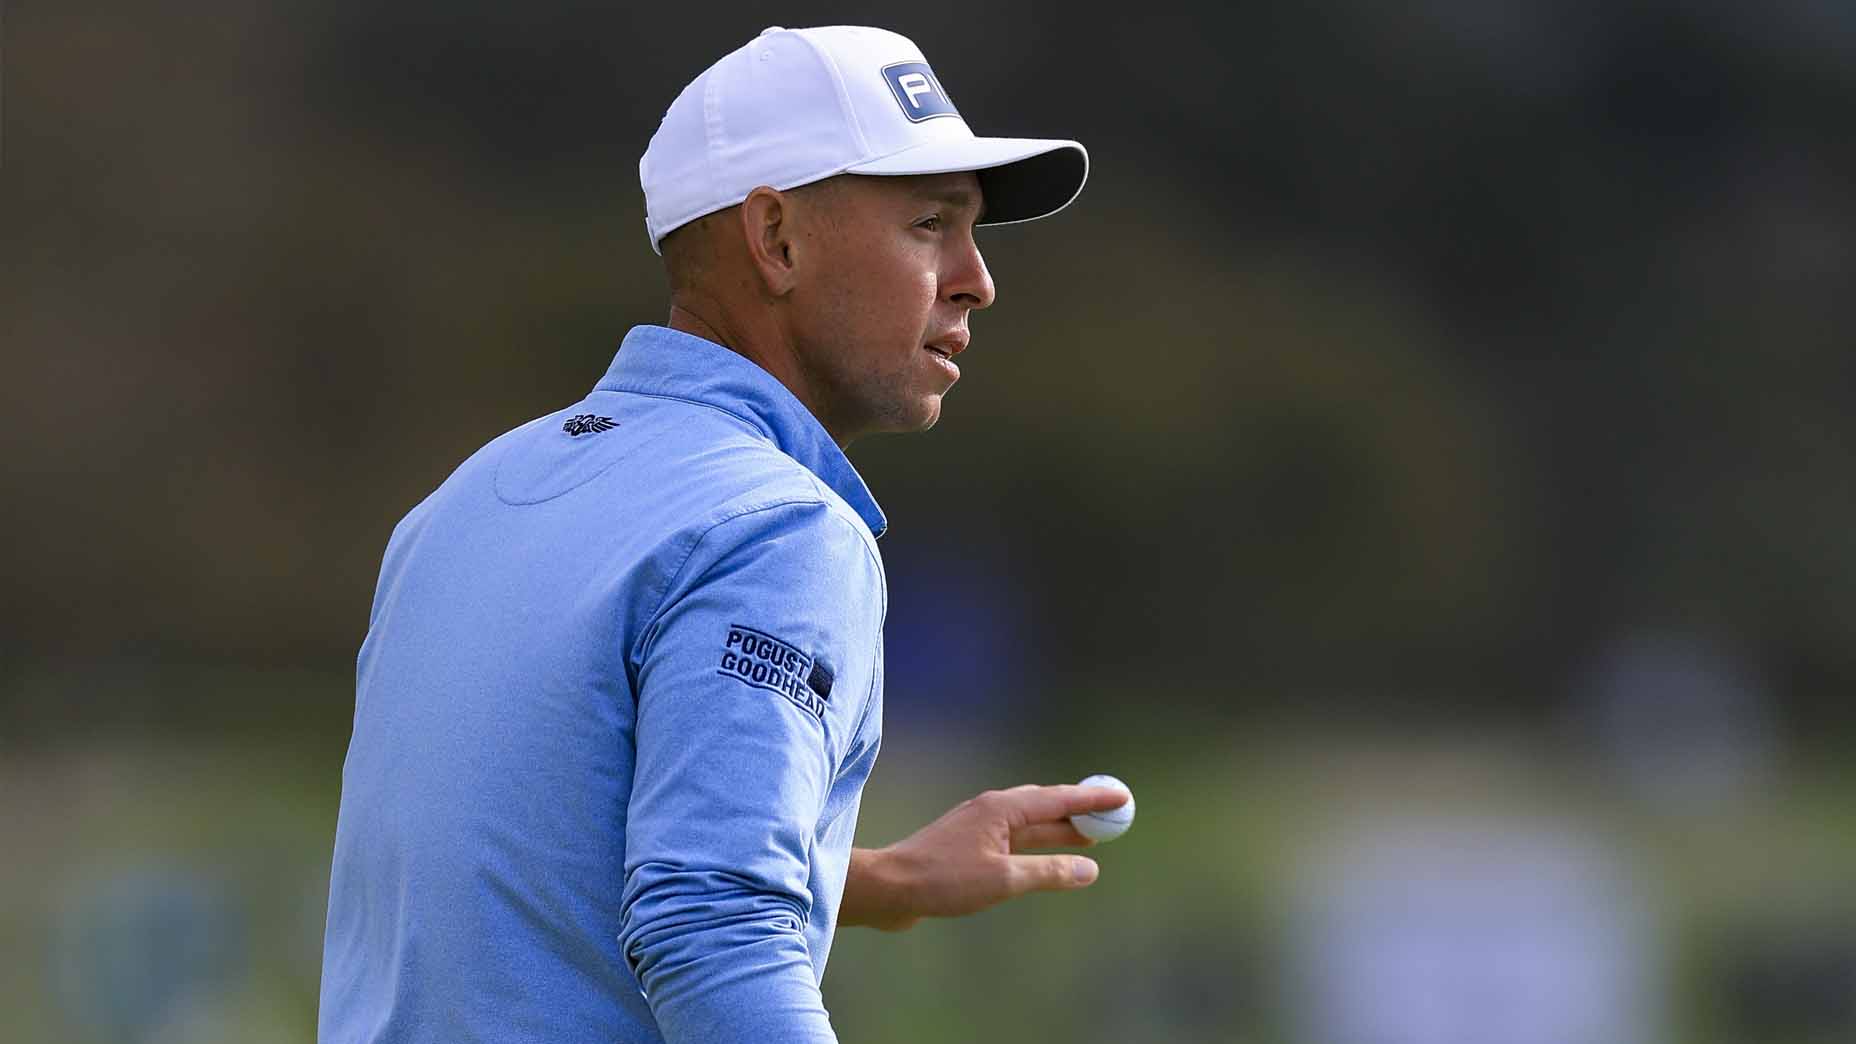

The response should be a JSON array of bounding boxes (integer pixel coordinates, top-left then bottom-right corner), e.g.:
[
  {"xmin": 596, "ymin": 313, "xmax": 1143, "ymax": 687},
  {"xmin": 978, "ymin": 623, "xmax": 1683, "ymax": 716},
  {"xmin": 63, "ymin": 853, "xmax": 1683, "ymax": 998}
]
[
  {"xmin": 923, "ymin": 339, "xmax": 962, "ymax": 379},
  {"xmin": 924, "ymin": 332, "xmax": 969, "ymax": 360}
]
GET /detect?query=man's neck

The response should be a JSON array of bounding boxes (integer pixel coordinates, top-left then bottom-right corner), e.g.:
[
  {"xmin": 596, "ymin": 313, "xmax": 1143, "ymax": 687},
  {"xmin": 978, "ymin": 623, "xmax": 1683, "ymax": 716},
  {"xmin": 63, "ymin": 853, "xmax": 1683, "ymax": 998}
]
[
  {"xmin": 664, "ymin": 301, "xmax": 731, "ymax": 351},
  {"xmin": 665, "ymin": 299, "xmax": 854, "ymax": 448}
]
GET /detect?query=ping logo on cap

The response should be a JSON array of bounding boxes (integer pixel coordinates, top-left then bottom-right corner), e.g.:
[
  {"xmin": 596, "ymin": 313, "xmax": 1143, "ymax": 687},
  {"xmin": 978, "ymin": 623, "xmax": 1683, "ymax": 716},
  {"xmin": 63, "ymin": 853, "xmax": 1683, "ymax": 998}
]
[{"xmin": 881, "ymin": 62, "xmax": 959, "ymax": 122}]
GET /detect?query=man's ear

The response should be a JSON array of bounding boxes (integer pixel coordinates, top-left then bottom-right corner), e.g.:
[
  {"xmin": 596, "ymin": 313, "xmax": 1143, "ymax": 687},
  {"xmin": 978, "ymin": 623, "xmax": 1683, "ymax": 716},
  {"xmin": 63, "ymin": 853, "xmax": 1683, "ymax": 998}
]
[{"xmin": 739, "ymin": 186, "xmax": 801, "ymax": 297}]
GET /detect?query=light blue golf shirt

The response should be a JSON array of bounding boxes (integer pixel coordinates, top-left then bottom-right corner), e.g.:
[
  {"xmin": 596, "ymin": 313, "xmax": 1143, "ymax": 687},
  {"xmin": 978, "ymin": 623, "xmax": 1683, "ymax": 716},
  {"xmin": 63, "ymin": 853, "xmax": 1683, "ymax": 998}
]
[{"xmin": 319, "ymin": 325, "xmax": 887, "ymax": 1043}]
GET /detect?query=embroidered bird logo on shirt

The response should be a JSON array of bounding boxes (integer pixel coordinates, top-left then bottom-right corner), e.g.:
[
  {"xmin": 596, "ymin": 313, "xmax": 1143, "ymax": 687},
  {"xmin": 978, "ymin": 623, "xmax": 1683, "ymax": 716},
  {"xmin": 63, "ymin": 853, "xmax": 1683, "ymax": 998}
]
[{"xmin": 562, "ymin": 414, "xmax": 618, "ymax": 436}]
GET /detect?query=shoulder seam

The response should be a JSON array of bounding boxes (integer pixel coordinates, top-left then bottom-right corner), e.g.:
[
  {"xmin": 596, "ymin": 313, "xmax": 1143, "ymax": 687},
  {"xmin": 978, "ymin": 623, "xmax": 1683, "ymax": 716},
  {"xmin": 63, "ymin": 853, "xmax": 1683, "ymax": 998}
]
[
  {"xmin": 633, "ymin": 497, "xmax": 876, "ymax": 664},
  {"xmin": 633, "ymin": 497, "xmax": 886, "ymax": 768}
]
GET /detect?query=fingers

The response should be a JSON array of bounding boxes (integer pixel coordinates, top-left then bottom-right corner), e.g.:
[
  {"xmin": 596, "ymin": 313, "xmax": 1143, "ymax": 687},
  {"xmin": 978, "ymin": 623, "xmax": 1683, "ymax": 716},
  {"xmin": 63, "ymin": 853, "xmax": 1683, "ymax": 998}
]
[
  {"xmin": 987, "ymin": 783, "xmax": 1132, "ymax": 827},
  {"xmin": 1006, "ymin": 853, "xmax": 1099, "ymax": 894},
  {"xmin": 1010, "ymin": 821, "xmax": 1096, "ymax": 851}
]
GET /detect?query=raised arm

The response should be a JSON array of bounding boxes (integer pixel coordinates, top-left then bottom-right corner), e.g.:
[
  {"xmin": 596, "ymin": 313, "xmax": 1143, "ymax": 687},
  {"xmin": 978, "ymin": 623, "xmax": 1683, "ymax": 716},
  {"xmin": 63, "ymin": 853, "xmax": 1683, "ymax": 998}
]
[{"xmin": 840, "ymin": 783, "xmax": 1133, "ymax": 932}]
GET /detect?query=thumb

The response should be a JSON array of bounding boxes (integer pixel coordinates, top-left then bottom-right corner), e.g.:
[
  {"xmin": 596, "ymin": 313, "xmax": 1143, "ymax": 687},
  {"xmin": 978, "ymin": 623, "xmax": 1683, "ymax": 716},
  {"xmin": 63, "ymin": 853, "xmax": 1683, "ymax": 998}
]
[{"xmin": 1007, "ymin": 853, "xmax": 1099, "ymax": 895}]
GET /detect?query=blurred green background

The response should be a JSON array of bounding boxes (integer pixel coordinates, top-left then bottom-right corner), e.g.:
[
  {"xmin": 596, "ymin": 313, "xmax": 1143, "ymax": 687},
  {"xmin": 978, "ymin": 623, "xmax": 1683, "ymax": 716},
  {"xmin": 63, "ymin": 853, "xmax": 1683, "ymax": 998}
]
[{"xmin": 4, "ymin": 1, "xmax": 1854, "ymax": 1041}]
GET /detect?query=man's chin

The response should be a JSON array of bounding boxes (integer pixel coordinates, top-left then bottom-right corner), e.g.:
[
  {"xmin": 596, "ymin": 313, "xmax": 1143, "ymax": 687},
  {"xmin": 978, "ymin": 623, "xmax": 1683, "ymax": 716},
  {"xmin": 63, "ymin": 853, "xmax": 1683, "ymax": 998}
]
[
  {"xmin": 912, "ymin": 394, "xmax": 945, "ymax": 432},
  {"xmin": 867, "ymin": 395, "xmax": 943, "ymax": 438}
]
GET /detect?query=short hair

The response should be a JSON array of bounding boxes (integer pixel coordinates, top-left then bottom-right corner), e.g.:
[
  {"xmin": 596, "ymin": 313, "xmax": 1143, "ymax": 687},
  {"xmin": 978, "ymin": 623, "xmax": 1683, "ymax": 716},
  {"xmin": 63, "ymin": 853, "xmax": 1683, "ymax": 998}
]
[
  {"xmin": 659, "ymin": 178, "xmax": 850, "ymax": 292},
  {"xmin": 660, "ymin": 212, "xmax": 719, "ymax": 294}
]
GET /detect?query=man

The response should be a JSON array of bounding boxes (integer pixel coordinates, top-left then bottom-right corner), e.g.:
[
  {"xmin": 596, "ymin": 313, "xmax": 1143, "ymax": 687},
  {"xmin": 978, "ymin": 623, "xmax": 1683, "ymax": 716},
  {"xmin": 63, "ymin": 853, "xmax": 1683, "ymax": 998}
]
[{"xmin": 319, "ymin": 25, "xmax": 1128, "ymax": 1043}]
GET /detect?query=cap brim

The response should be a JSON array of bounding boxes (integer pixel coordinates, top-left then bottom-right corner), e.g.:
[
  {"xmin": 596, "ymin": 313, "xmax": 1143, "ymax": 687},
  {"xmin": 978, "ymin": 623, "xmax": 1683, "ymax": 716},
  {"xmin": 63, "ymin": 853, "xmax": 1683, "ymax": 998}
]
[{"xmin": 845, "ymin": 137, "xmax": 1088, "ymax": 227}]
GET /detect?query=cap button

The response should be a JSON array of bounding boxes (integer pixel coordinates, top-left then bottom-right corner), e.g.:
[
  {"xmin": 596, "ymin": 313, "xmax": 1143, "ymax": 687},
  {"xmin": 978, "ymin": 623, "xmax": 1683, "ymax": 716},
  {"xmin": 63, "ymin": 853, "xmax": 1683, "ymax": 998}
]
[{"xmin": 759, "ymin": 26, "xmax": 785, "ymax": 36}]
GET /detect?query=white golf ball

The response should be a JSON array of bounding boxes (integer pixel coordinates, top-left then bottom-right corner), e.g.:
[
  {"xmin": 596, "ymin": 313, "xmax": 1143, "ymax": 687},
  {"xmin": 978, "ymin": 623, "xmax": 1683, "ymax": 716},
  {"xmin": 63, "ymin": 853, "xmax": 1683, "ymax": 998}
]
[{"xmin": 1070, "ymin": 774, "xmax": 1135, "ymax": 842}]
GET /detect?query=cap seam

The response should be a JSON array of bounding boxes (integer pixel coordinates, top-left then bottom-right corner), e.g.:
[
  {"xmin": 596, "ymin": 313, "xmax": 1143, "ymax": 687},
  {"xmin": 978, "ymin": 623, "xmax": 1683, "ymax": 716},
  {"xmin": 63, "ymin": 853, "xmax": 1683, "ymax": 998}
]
[
  {"xmin": 701, "ymin": 66, "xmax": 727, "ymax": 206},
  {"xmin": 790, "ymin": 29, "xmax": 871, "ymax": 158}
]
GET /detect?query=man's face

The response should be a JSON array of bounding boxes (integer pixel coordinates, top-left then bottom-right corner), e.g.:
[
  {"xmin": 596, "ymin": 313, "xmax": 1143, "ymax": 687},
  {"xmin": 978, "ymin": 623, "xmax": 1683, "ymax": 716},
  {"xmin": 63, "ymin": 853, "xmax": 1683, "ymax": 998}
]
[{"xmin": 786, "ymin": 172, "xmax": 995, "ymax": 443}]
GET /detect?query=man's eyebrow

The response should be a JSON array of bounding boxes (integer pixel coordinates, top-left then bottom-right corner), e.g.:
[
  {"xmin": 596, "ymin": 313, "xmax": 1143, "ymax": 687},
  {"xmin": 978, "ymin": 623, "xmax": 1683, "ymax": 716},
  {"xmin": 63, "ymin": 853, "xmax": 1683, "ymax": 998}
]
[{"xmin": 918, "ymin": 186, "xmax": 982, "ymax": 211}]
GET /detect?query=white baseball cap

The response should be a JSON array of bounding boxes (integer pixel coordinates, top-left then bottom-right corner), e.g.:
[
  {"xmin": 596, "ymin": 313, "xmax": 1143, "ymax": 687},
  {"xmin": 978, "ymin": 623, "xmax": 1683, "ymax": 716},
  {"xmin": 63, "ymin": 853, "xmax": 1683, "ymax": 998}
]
[{"xmin": 639, "ymin": 25, "xmax": 1089, "ymax": 253}]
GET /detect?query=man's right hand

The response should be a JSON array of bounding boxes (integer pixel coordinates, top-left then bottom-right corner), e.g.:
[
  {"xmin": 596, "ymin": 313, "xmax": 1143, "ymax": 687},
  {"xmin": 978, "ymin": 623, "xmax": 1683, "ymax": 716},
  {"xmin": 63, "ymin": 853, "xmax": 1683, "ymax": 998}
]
[{"xmin": 838, "ymin": 783, "xmax": 1133, "ymax": 932}]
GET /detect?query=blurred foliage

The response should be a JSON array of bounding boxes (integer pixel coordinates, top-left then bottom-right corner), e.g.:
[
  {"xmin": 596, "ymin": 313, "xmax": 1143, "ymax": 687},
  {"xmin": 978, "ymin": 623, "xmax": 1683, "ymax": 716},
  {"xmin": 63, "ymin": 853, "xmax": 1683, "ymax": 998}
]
[
  {"xmin": 4, "ymin": 727, "xmax": 1852, "ymax": 1042},
  {"xmin": 6, "ymin": 0, "xmax": 1855, "ymax": 731}
]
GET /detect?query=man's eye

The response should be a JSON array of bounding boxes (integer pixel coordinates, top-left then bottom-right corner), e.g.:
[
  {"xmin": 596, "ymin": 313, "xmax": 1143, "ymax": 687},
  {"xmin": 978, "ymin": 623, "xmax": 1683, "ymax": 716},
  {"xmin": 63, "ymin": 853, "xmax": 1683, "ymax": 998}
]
[{"xmin": 916, "ymin": 215, "xmax": 942, "ymax": 231}]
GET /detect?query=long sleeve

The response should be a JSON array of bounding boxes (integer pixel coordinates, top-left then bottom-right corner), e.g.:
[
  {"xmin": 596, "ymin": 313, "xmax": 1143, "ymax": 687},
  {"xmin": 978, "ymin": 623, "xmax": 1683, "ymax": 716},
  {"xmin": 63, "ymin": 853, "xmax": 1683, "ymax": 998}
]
[{"xmin": 618, "ymin": 499, "xmax": 885, "ymax": 1043}]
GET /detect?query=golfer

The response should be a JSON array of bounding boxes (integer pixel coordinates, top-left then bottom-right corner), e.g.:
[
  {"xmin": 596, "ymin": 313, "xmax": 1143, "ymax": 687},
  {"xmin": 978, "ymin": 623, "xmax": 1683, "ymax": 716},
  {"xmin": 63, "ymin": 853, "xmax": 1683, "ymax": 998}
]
[{"xmin": 319, "ymin": 25, "xmax": 1124, "ymax": 1043}]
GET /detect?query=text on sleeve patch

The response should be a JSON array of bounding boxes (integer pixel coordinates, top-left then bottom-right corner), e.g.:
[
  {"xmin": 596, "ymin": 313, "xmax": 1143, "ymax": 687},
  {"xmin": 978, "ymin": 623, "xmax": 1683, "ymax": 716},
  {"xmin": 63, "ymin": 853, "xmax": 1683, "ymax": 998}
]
[{"xmin": 719, "ymin": 625, "xmax": 830, "ymax": 719}]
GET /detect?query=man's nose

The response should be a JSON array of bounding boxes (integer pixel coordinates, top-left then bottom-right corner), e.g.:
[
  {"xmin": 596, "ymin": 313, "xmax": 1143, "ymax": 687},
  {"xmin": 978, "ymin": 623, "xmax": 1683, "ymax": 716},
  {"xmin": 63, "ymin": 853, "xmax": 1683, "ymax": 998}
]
[{"xmin": 945, "ymin": 239, "xmax": 996, "ymax": 311}]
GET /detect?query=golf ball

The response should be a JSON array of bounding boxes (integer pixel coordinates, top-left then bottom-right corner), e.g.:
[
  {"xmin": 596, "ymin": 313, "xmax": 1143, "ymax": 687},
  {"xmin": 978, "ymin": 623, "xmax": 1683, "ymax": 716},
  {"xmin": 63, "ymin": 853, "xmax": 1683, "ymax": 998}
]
[{"xmin": 1070, "ymin": 774, "xmax": 1135, "ymax": 842}]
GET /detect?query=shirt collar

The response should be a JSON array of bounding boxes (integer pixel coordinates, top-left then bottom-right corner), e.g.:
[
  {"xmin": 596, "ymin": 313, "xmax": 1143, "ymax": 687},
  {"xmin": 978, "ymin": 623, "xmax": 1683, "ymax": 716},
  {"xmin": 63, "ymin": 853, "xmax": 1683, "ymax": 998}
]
[{"xmin": 595, "ymin": 325, "xmax": 888, "ymax": 538}]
